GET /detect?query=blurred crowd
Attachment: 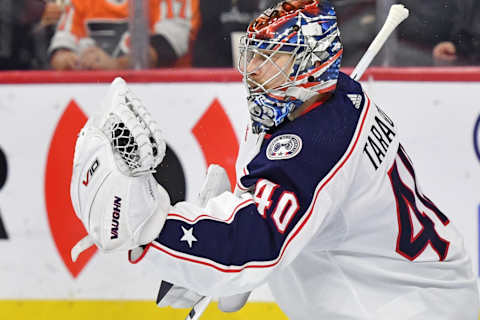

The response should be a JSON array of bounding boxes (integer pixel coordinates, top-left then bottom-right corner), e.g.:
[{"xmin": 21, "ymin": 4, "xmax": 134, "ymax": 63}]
[{"xmin": 1, "ymin": 0, "xmax": 479, "ymax": 71}]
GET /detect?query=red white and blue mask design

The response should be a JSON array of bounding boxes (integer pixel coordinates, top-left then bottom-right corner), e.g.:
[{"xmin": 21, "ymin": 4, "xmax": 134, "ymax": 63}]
[{"xmin": 238, "ymin": 0, "xmax": 343, "ymax": 133}]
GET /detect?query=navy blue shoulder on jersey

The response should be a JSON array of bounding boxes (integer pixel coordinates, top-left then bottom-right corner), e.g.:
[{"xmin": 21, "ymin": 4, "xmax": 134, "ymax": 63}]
[
  {"xmin": 241, "ymin": 71, "xmax": 365, "ymax": 193},
  {"xmin": 153, "ymin": 73, "xmax": 367, "ymax": 269}
]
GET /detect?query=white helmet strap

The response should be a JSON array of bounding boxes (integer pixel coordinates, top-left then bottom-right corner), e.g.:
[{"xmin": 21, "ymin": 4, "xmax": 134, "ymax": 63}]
[{"xmin": 285, "ymin": 86, "xmax": 318, "ymax": 103}]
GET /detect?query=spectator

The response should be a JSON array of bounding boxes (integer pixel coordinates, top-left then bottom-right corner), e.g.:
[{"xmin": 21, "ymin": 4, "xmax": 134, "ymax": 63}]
[
  {"xmin": 33, "ymin": 1, "xmax": 64, "ymax": 69},
  {"xmin": 0, "ymin": 0, "xmax": 62, "ymax": 70},
  {"xmin": 193, "ymin": 0, "xmax": 459, "ymax": 68},
  {"xmin": 433, "ymin": 0, "xmax": 480, "ymax": 65},
  {"xmin": 49, "ymin": 0, "xmax": 200, "ymax": 70},
  {"xmin": 192, "ymin": 0, "xmax": 376, "ymax": 68},
  {"xmin": 329, "ymin": 0, "xmax": 460, "ymax": 67},
  {"xmin": 393, "ymin": 0, "xmax": 456, "ymax": 66},
  {"xmin": 334, "ymin": 0, "xmax": 456, "ymax": 67},
  {"xmin": 193, "ymin": 0, "xmax": 376, "ymax": 68},
  {"xmin": 193, "ymin": 0, "xmax": 273, "ymax": 67}
]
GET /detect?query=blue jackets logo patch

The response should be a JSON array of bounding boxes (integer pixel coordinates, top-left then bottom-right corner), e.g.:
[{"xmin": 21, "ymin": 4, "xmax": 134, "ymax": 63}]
[{"xmin": 266, "ymin": 134, "xmax": 303, "ymax": 160}]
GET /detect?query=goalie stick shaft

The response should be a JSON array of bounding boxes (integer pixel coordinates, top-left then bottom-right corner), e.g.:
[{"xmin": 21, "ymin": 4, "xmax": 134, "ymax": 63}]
[
  {"xmin": 351, "ymin": 4, "xmax": 409, "ymax": 81},
  {"xmin": 156, "ymin": 281, "xmax": 211, "ymax": 320},
  {"xmin": 185, "ymin": 296, "xmax": 212, "ymax": 320}
]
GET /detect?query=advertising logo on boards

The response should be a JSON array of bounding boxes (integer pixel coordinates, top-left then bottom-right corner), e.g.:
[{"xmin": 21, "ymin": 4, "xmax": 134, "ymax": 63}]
[
  {"xmin": 474, "ymin": 114, "xmax": 480, "ymax": 163},
  {"xmin": 0, "ymin": 146, "xmax": 8, "ymax": 239},
  {"xmin": 474, "ymin": 114, "xmax": 480, "ymax": 275}
]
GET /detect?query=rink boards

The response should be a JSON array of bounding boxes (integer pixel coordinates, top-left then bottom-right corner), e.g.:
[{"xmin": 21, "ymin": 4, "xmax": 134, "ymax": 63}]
[{"xmin": 0, "ymin": 68, "xmax": 479, "ymax": 319}]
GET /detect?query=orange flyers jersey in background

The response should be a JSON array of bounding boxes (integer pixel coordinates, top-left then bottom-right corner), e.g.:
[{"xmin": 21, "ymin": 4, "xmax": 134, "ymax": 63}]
[{"xmin": 50, "ymin": 0, "xmax": 200, "ymax": 65}]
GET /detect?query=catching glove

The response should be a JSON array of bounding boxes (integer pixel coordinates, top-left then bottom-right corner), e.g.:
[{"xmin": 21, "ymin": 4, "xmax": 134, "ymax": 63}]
[{"xmin": 70, "ymin": 77, "xmax": 170, "ymax": 262}]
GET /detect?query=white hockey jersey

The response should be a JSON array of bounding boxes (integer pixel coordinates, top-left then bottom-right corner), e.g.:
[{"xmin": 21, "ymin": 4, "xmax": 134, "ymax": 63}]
[{"xmin": 131, "ymin": 72, "xmax": 479, "ymax": 319}]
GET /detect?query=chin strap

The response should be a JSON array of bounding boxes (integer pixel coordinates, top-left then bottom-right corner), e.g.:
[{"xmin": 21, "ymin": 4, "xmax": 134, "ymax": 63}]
[{"xmin": 285, "ymin": 86, "xmax": 318, "ymax": 103}]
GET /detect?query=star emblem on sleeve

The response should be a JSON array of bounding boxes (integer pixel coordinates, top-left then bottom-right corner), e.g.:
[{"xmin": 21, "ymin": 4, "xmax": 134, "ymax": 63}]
[{"xmin": 180, "ymin": 226, "xmax": 197, "ymax": 248}]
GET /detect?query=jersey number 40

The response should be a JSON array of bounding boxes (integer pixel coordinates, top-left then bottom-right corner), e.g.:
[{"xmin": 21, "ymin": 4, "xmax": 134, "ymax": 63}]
[
  {"xmin": 253, "ymin": 179, "xmax": 300, "ymax": 234},
  {"xmin": 388, "ymin": 145, "xmax": 450, "ymax": 261}
]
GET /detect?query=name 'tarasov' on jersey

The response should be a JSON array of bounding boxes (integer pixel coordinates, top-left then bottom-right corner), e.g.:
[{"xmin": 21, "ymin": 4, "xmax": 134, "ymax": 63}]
[{"xmin": 132, "ymin": 72, "xmax": 478, "ymax": 319}]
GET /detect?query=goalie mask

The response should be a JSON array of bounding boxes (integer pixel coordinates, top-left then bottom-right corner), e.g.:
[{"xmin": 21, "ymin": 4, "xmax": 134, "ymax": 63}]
[{"xmin": 238, "ymin": 0, "xmax": 343, "ymax": 133}]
